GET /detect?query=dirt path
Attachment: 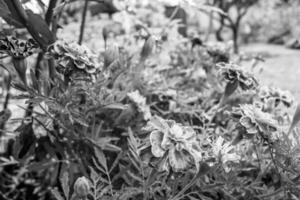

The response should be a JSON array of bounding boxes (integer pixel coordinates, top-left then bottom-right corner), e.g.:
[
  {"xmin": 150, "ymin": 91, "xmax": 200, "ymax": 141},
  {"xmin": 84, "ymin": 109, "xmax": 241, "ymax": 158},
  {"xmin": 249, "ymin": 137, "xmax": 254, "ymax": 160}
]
[{"xmin": 242, "ymin": 43, "xmax": 300, "ymax": 101}]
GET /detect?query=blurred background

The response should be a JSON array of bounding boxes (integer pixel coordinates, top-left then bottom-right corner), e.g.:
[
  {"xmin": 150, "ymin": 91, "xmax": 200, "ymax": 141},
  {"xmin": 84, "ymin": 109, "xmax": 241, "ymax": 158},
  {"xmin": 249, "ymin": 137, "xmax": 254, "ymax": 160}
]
[{"xmin": 1, "ymin": 0, "xmax": 300, "ymax": 119}]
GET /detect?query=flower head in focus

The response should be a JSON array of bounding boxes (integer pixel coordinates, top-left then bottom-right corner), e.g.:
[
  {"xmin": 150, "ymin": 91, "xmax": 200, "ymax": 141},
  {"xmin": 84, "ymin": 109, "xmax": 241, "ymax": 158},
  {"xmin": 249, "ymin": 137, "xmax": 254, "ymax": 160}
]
[
  {"xmin": 49, "ymin": 40, "xmax": 101, "ymax": 75},
  {"xmin": 218, "ymin": 63, "xmax": 258, "ymax": 91},
  {"xmin": 0, "ymin": 36, "xmax": 39, "ymax": 58},
  {"xmin": 143, "ymin": 116, "xmax": 202, "ymax": 172}
]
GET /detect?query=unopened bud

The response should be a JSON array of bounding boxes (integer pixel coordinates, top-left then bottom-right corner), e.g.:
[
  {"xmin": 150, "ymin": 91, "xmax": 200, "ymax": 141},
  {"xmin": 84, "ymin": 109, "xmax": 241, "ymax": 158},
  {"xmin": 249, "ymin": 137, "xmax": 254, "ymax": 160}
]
[
  {"xmin": 104, "ymin": 43, "xmax": 119, "ymax": 69},
  {"xmin": 73, "ymin": 176, "xmax": 90, "ymax": 198},
  {"xmin": 140, "ymin": 35, "xmax": 156, "ymax": 60}
]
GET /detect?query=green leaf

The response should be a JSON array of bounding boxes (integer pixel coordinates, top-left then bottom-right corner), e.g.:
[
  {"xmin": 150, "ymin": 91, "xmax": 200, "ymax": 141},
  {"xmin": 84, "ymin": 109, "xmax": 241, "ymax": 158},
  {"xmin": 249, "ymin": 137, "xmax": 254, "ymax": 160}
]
[
  {"xmin": 25, "ymin": 10, "xmax": 55, "ymax": 48},
  {"xmin": 94, "ymin": 147, "xmax": 108, "ymax": 172},
  {"xmin": 60, "ymin": 171, "xmax": 69, "ymax": 200},
  {"xmin": 288, "ymin": 104, "xmax": 300, "ymax": 134},
  {"xmin": 51, "ymin": 188, "xmax": 65, "ymax": 200},
  {"xmin": 0, "ymin": 0, "xmax": 10, "ymax": 17},
  {"xmin": 1, "ymin": 0, "xmax": 24, "ymax": 27}
]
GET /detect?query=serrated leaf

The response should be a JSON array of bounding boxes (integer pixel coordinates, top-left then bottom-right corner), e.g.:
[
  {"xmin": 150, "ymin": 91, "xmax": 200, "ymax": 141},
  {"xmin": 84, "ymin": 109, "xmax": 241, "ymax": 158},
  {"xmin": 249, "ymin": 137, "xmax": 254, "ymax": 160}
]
[
  {"xmin": 60, "ymin": 171, "xmax": 69, "ymax": 200},
  {"xmin": 94, "ymin": 147, "xmax": 108, "ymax": 172},
  {"xmin": 288, "ymin": 104, "xmax": 300, "ymax": 134}
]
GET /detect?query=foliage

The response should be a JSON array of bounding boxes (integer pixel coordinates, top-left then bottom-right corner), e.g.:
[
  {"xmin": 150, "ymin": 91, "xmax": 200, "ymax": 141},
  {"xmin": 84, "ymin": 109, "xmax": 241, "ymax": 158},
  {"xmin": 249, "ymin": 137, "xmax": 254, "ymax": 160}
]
[{"xmin": 0, "ymin": 1, "xmax": 300, "ymax": 200}]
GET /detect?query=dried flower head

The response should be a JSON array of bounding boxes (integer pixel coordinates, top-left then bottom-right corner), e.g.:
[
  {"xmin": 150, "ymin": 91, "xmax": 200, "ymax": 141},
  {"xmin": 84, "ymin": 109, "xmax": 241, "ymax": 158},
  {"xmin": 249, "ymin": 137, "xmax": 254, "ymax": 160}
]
[
  {"xmin": 259, "ymin": 86, "xmax": 294, "ymax": 108},
  {"xmin": 218, "ymin": 63, "xmax": 258, "ymax": 91},
  {"xmin": 232, "ymin": 104, "xmax": 277, "ymax": 136},
  {"xmin": 143, "ymin": 116, "xmax": 202, "ymax": 172},
  {"xmin": 0, "ymin": 36, "xmax": 39, "ymax": 58},
  {"xmin": 127, "ymin": 90, "xmax": 151, "ymax": 120},
  {"xmin": 49, "ymin": 40, "xmax": 100, "ymax": 75}
]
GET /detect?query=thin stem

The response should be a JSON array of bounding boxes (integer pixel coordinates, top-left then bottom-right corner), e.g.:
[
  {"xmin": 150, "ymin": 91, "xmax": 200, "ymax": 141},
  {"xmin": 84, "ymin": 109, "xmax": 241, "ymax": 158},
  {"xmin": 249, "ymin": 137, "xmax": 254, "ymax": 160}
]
[{"xmin": 78, "ymin": 0, "xmax": 89, "ymax": 45}]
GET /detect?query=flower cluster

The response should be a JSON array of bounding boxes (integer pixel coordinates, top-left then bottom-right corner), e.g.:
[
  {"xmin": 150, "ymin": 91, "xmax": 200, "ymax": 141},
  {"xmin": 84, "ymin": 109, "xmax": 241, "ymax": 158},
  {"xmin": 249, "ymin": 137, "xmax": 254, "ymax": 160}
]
[
  {"xmin": 232, "ymin": 104, "xmax": 277, "ymax": 136},
  {"xmin": 218, "ymin": 63, "xmax": 258, "ymax": 91},
  {"xmin": 127, "ymin": 90, "xmax": 151, "ymax": 120},
  {"xmin": 48, "ymin": 40, "xmax": 101, "ymax": 75},
  {"xmin": 143, "ymin": 116, "xmax": 202, "ymax": 172},
  {"xmin": 258, "ymin": 86, "xmax": 293, "ymax": 108},
  {"xmin": 0, "ymin": 36, "xmax": 39, "ymax": 58}
]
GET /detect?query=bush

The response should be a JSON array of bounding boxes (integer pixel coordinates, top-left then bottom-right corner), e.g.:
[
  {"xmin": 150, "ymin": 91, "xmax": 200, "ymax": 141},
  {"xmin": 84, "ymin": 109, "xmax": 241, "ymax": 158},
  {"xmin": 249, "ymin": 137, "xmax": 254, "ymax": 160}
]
[{"xmin": 0, "ymin": 1, "xmax": 300, "ymax": 200}]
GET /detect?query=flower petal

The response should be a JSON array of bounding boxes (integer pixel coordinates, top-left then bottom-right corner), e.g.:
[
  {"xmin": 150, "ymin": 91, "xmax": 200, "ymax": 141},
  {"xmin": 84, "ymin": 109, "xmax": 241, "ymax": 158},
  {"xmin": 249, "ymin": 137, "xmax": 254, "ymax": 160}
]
[
  {"xmin": 168, "ymin": 148, "xmax": 191, "ymax": 172},
  {"xmin": 150, "ymin": 130, "xmax": 165, "ymax": 157}
]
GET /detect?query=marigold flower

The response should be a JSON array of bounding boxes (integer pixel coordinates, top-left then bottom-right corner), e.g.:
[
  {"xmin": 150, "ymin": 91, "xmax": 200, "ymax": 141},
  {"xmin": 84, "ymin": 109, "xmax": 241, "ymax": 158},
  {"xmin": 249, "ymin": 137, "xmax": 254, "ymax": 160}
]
[
  {"xmin": 144, "ymin": 116, "xmax": 202, "ymax": 172},
  {"xmin": 218, "ymin": 63, "xmax": 258, "ymax": 91},
  {"xmin": 49, "ymin": 40, "xmax": 100, "ymax": 75},
  {"xmin": 232, "ymin": 104, "xmax": 277, "ymax": 135},
  {"xmin": 0, "ymin": 36, "xmax": 39, "ymax": 58}
]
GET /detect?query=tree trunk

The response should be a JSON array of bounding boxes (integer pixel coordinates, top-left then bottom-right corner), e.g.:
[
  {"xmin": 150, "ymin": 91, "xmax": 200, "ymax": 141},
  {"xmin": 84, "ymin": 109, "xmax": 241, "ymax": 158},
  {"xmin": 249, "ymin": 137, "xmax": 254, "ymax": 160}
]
[{"xmin": 216, "ymin": 15, "xmax": 225, "ymax": 41}]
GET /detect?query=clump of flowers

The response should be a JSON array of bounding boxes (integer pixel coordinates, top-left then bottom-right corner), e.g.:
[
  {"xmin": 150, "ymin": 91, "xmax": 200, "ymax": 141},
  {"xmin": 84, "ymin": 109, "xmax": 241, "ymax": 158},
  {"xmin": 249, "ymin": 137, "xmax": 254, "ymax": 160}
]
[
  {"xmin": 48, "ymin": 40, "xmax": 101, "ymax": 75},
  {"xmin": 232, "ymin": 104, "xmax": 278, "ymax": 137},
  {"xmin": 127, "ymin": 90, "xmax": 151, "ymax": 120},
  {"xmin": 142, "ymin": 116, "xmax": 202, "ymax": 172},
  {"xmin": 218, "ymin": 62, "xmax": 258, "ymax": 91},
  {"xmin": 258, "ymin": 86, "xmax": 294, "ymax": 108},
  {"xmin": 0, "ymin": 36, "xmax": 39, "ymax": 58}
]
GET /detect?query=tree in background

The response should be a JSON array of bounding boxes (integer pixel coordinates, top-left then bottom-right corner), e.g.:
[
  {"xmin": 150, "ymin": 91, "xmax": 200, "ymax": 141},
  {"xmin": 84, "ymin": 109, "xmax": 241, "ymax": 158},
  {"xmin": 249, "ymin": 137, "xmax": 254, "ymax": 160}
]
[{"xmin": 211, "ymin": 0, "xmax": 258, "ymax": 53}]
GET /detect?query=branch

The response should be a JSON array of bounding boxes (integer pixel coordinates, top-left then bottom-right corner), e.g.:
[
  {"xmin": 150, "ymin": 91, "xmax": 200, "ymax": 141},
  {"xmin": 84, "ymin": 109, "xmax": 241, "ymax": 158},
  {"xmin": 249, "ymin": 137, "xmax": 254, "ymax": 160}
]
[{"xmin": 78, "ymin": 0, "xmax": 89, "ymax": 45}]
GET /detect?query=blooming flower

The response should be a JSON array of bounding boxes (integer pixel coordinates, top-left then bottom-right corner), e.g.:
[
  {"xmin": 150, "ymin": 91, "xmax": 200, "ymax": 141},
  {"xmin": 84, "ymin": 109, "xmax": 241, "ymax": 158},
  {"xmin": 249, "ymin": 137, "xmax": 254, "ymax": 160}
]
[
  {"xmin": 218, "ymin": 63, "xmax": 258, "ymax": 91},
  {"xmin": 143, "ymin": 116, "xmax": 202, "ymax": 172},
  {"xmin": 49, "ymin": 40, "xmax": 101, "ymax": 75},
  {"xmin": 0, "ymin": 36, "xmax": 39, "ymax": 58},
  {"xmin": 127, "ymin": 90, "xmax": 151, "ymax": 120},
  {"xmin": 232, "ymin": 104, "xmax": 277, "ymax": 136}
]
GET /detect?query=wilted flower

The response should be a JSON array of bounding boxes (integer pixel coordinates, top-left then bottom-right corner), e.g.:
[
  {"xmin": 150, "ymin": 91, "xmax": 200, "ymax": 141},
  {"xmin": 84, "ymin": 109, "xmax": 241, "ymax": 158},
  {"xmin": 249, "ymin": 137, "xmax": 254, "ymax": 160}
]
[
  {"xmin": 232, "ymin": 104, "xmax": 277, "ymax": 136},
  {"xmin": 127, "ymin": 90, "xmax": 151, "ymax": 120},
  {"xmin": 73, "ymin": 176, "xmax": 90, "ymax": 198},
  {"xmin": 259, "ymin": 86, "xmax": 293, "ymax": 108},
  {"xmin": 143, "ymin": 116, "xmax": 202, "ymax": 172},
  {"xmin": 211, "ymin": 136, "xmax": 240, "ymax": 164},
  {"xmin": 0, "ymin": 36, "xmax": 39, "ymax": 58},
  {"xmin": 206, "ymin": 42, "xmax": 231, "ymax": 63},
  {"xmin": 49, "ymin": 40, "xmax": 100, "ymax": 75},
  {"xmin": 218, "ymin": 63, "xmax": 258, "ymax": 91}
]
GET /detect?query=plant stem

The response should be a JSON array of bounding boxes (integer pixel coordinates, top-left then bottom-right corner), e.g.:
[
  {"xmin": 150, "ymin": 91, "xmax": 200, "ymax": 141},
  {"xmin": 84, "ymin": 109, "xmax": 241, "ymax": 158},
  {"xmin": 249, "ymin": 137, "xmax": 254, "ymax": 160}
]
[{"xmin": 78, "ymin": 0, "xmax": 89, "ymax": 45}]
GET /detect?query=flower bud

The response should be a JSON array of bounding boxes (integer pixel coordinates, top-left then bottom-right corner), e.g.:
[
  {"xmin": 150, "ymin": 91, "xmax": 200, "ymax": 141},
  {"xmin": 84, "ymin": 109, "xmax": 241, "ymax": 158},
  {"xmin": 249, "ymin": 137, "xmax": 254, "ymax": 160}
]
[
  {"xmin": 73, "ymin": 176, "xmax": 90, "ymax": 198},
  {"xmin": 140, "ymin": 35, "xmax": 156, "ymax": 60},
  {"xmin": 104, "ymin": 43, "xmax": 119, "ymax": 69}
]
